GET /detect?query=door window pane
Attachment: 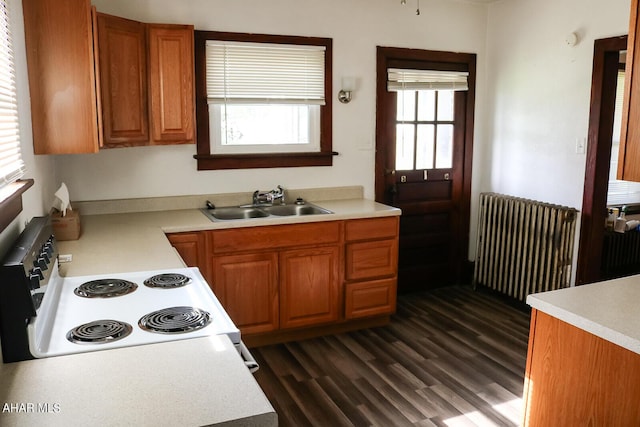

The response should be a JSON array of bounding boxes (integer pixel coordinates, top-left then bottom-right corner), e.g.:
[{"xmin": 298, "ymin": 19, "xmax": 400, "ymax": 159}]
[
  {"xmin": 416, "ymin": 124, "xmax": 434, "ymax": 169},
  {"xmin": 396, "ymin": 90, "xmax": 416, "ymax": 121},
  {"xmin": 437, "ymin": 90, "xmax": 454, "ymax": 121},
  {"xmin": 396, "ymin": 124, "xmax": 415, "ymax": 170},
  {"xmin": 417, "ymin": 91, "xmax": 435, "ymax": 121},
  {"xmin": 435, "ymin": 124, "xmax": 453, "ymax": 168}
]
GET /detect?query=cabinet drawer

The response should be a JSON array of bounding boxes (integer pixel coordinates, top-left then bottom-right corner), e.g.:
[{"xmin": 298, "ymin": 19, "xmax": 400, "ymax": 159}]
[
  {"xmin": 346, "ymin": 239, "xmax": 398, "ymax": 280},
  {"xmin": 345, "ymin": 278, "xmax": 397, "ymax": 319},
  {"xmin": 212, "ymin": 222, "xmax": 341, "ymax": 253},
  {"xmin": 345, "ymin": 217, "xmax": 398, "ymax": 242}
]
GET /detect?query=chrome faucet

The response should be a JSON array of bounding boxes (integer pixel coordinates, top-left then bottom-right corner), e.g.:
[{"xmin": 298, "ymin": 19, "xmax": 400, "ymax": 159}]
[{"xmin": 252, "ymin": 185, "xmax": 285, "ymax": 206}]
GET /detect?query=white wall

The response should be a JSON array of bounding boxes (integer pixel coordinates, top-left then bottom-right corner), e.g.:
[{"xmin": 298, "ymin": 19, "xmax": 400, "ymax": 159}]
[
  {"xmin": 483, "ymin": 0, "xmax": 630, "ymax": 209},
  {"xmin": 0, "ymin": 0, "xmax": 57, "ymax": 256},
  {"xmin": 54, "ymin": 0, "xmax": 489, "ymax": 203}
]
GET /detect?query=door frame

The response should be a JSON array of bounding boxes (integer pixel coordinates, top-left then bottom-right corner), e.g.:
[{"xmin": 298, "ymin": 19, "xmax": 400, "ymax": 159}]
[
  {"xmin": 374, "ymin": 46, "xmax": 477, "ymax": 282},
  {"xmin": 576, "ymin": 35, "xmax": 627, "ymax": 285}
]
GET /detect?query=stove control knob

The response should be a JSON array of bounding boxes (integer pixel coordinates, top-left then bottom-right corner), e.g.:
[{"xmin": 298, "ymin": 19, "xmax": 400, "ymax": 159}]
[
  {"xmin": 40, "ymin": 252, "xmax": 50, "ymax": 264},
  {"xmin": 34, "ymin": 257, "xmax": 48, "ymax": 271},
  {"xmin": 29, "ymin": 268, "xmax": 44, "ymax": 288},
  {"xmin": 42, "ymin": 244, "xmax": 52, "ymax": 257}
]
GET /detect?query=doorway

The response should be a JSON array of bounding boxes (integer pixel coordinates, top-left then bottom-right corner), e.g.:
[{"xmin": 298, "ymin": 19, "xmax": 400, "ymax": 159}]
[
  {"xmin": 577, "ymin": 35, "xmax": 627, "ymax": 285},
  {"xmin": 375, "ymin": 47, "xmax": 476, "ymax": 293}
]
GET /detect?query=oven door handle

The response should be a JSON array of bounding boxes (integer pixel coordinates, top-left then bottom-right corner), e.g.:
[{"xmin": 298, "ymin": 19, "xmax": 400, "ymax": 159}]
[{"xmin": 239, "ymin": 341, "xmax": 259, "ymax": 373}]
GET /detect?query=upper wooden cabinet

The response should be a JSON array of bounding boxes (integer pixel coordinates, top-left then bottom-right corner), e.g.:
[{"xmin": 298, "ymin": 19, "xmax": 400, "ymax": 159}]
[
  {"xmin": 96, "ymin": 13, "xmax": 148, "ymax": 146},
  {"xmin": 619, "ymin": 0, "xmax": 640, "ymax": 180},
  {"xmin": 22, "ymin": 0, "xmax": 101, "ymax": 154},
  {"xmin": 147, "ymin": 25, "xmax": 195, "ymax": 144},
  {"xmin": 97, "ymin": 14, "xmax": 194, "ymax": 147},
  {"xmin": 22, "ymin": 1, "xmax": 195, "ymax": 154}
]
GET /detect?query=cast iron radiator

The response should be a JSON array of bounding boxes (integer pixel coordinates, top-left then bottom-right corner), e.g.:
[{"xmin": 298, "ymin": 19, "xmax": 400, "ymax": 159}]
[
  {"xmin": 473, "ymin": 192, "xmax": 578, "ymax": 302},
  {"xmin": 601, "ymin": 230, "xmax": 640, "ymax": 279}
]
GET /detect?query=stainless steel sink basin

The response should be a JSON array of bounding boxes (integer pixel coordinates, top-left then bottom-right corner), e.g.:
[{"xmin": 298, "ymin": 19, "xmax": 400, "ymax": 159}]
[
  {"xmin": 204, "ymin": 207, "xmax": 270, "ymax": 221},
  {"xmin": 201, "ymin": 202, "xmax": 333, "ymax": 221},
  {"xmin": 262, "ymin": 204, "xmax": 332, "ymax": 216}
]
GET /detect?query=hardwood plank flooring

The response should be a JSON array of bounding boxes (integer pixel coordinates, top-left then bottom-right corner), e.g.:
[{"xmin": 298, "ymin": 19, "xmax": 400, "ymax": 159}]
[{"xmin": 252, "ymin": 286, "xmax": 531, "ymax": 426}]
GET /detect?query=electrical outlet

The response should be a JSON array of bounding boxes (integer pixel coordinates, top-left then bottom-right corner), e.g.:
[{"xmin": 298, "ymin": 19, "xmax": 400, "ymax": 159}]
[{"xmin": 58, "ymin": 254, "xmax": 73, "ymax": 263}]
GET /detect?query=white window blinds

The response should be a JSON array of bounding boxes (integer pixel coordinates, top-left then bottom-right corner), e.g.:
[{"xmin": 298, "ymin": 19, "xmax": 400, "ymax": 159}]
[
  {"xmin": 0, "ymin": 0, "xmax": 24, "ymax": 188},
  {"xmin": 387, "ymin": 68, "xmax": 469, "ymax": 92},
  {"xmin": 206, "ymin": 40, "xmax": 326, "ymax": 105}
]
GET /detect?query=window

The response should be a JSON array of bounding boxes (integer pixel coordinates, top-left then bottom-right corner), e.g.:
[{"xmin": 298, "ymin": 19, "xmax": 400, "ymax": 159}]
[
  {"xmin": 206, "ymin": 40, "xmax": 324, "ymax": 154},
  {"xmin": 0, "ymin": 0, "xmax": 24, "ymax": 188},
  {"xmin": 194, "ymin": 31, "xmax": 334, "ymax": 170},
  {"xmin": 0, "ymin": 0, "xmax": 31, "ymax": 233},
  {"xmin": 387, "ymin": 68, "xmax": 469, "ymax": 172}
]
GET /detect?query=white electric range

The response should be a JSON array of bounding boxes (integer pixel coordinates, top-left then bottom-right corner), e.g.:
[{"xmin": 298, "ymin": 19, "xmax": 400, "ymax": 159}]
[{"xmin": 0, "ymin": 216, "xmax": 255, "ymax": 371}]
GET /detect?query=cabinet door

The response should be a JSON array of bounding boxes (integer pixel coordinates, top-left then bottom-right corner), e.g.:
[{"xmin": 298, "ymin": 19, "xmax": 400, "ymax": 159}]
[
  {"xmin": 23, "ymin": 0, "xmax": 100, "ymax": 154},
  {"xmin": 166, "ymin": 232, "xmax": 204, "ymax": 267},
  {"xmin": 279, "ymin": 246, "xmax": 340, "ymax": 329},
  {"xmin": 147, "ymin": 25, "xmax": 195, "ymax": 144},
  {"xmin": 97, "ymin": 13, "xmax": 148, "ymax": 146},
  {"xmin": 214, "ymin": 253, "xmax": 279, "ymax": 334},
  {"xmin": 619, "ymin": 0, "xmax": 640, "ymax": 181}
]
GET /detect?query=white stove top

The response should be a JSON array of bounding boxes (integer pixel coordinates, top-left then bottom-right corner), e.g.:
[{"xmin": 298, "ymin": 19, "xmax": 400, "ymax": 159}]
[{"xmin": 28, "ymin": 266, "xmax": 240, "ymax": 358}]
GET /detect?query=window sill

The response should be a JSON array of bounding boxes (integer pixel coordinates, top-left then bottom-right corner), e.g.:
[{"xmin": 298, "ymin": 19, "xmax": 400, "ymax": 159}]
[
  {"xmin": 194, "ymin": 151, "xmax": 338, "ymax": 170},
  {"xmin": 0, "ymin": 179, "xmax": 34, "ymax": 233}
]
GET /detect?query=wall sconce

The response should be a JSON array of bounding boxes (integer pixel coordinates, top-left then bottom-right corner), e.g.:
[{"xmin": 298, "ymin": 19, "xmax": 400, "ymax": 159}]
[{"xmin": 338, "ymin": 77, "xmax": 355, "ymax": 104}]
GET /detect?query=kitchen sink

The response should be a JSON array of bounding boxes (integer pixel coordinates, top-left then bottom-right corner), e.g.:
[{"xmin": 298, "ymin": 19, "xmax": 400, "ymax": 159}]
[
  {"xmin": 204, "ymin": 207, "xmax": 270, "ymax": 221},
  {"xmin": 201, "ymin": 202, "xmax": 333, "ymax": 222},
  {"xmin": 262, "ymin": 204, "xmax": 332, "ymax": 216}
]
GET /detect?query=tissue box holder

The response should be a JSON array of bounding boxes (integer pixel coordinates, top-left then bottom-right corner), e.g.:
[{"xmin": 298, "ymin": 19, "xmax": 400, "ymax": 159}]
[{"xmin": 51, "ymin": 209, "xmax": 81, "ymax": 241}]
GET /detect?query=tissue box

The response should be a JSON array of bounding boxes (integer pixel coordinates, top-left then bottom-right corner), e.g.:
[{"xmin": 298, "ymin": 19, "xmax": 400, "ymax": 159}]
[{"xmin": 51, "ymin": 209, "xmax": 81, "ymax": 241}]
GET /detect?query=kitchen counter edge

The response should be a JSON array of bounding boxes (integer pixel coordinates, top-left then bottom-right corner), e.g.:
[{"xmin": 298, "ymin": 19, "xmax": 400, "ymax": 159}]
[{"xmin": 526, "ymin": 275, "xmax": 640, "ymax": 355}]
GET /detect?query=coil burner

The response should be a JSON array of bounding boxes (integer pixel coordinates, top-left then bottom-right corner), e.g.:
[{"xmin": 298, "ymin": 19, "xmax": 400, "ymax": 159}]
[
  {"xmin": 138, "ymin": 306, "xmax": 212, "ymax": 334},
  {"xmin": 143, "ymin": 273, "xmax": 191, "ymax": 289},
  {"xmin": 66, "ymin": 320, "xmax": 133, "ymax": 344},
  {"xmin": 74, "ymin": 279, "xmax": 138, "ymax": 298}
]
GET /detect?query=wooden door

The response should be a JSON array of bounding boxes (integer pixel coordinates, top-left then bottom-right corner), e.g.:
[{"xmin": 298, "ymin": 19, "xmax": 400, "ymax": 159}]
[
  {"xmin": 166, "ymin": 231, "xmax": 207, "ymax": 279},
  {"xmin": 147, "ymin": 25, "xmax": 195, "ymax": 144},
  {"xmin": 213, "ymin": 252, "xmax": 279, "ymax": 334},
  {"xmin": 96, "ymin": 13, "xmax": 149, "ymax": 146},
  {"xmin": 279, "ymin": 246, "xmax": 340, "ymax": 329},
  {"xmin": 375, "ymin": 47, "xmax": 476, "ymax": 292},
  {"xmin": 23, "ymin": 0, "xmax": 101, "ymax": 154}
]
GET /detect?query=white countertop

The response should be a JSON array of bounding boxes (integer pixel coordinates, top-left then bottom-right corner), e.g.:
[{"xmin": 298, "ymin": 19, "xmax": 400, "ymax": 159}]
[
  {"xmin": 0, "ymin": 335, "xmax": 277, "ymax": 426},
  {"xmin": 527, "ymin": 275, "xmax": 640, "ymax": 355},
  {"xmin": 57, "ymin": 198, "xmax": 401, "ymax": 276},
  {"xmin": 1, "ymin": 195, "xmax": 399, "ymax": 426}
]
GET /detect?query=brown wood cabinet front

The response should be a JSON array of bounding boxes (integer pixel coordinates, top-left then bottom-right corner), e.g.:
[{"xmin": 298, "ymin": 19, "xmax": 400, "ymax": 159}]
[
  {"xmin": 166, "ymin": 231, "xmax": 208, "ymax": 279},
  {"xmin": 214, "ymin": 253, "xmax": 279, "ymax": 334},
  {"xmin": 523, "ymin": 309, "xmax": 640, "ymax": 426},
  {"xmin": 148, "ymin": 25, "xmax": 194, "ymax": 144},
  {"xmin": 279, "ymin": 246, "xmax": 340, "ymax": 329},
  {"xmin": 96, "ymin": 16, "xmax": 194, "ymax": 147},
  {"xmin": 344, "ymin": 217, "xmax": 399, "ymax": 319},
  {"xmin": 620, "ymin": 0, "xmax": 640, "ymax": 180},
  {"xmin": 23, "ymin": 0, "xmax": 101, "ymax": 154},
  {"xmin": 97, "ymin": 13, "xmax": 149, "ymax": 146}
]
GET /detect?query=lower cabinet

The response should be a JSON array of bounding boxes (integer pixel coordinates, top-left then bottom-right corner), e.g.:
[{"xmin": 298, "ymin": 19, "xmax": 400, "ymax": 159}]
[
  {"xmin": 344, "ymin": 217, "xmax": 399, "ymax": 319},
  {"xmin": 213, "ymin": 253, "xmax": 278, "ymax": 334},
  {"xmin": 166, "ymin": 232, "xmax": 206, "ymax": 274},
  {"xmin": 279, "ymin": 246, "xmax": 340, "ymax": 329},
  {"xmin": 167, "ymin": 216, "xmax": 399, "ymax": 341},
  {"xmin": 523, "ymin": 309, "xmax": 640, "ymax": 425}
]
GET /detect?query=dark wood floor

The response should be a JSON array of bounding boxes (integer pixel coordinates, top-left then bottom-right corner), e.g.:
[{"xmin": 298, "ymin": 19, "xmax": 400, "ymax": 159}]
[{"xmin": 252, "ymin": 286, "xmax": 531, "ymax": 426}]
